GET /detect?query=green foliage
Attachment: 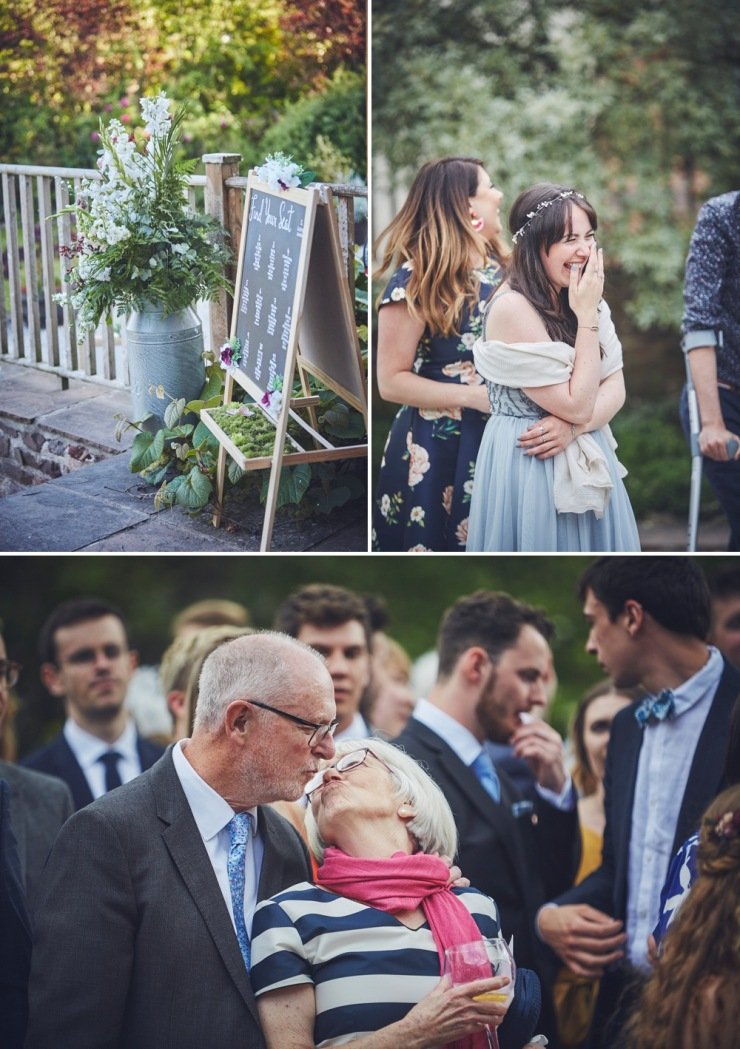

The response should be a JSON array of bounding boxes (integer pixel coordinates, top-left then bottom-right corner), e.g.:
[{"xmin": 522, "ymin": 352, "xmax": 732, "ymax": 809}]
[{"xmin": 258, "ymin": 69, "xmax": 366, "ymax": 180}]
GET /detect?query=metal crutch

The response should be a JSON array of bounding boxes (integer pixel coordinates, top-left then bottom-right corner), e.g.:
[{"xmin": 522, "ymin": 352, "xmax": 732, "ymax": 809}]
[{"xmin": 683, "ymin": 331, "xmax": 736, "ymax": 551}]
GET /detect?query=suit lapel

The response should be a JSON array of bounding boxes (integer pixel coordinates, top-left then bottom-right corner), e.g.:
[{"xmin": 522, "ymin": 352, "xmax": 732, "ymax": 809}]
[
  {"xmin": 673, "ymin": 661, "xmax": 739, "ymax": 852},
  {"xmin": 53, "ymin": 734, "xmax": 94, "ymax": 809},
  {"xmin": 153, "ymin": 754, "xmax": 259, "ymax": 1022}
]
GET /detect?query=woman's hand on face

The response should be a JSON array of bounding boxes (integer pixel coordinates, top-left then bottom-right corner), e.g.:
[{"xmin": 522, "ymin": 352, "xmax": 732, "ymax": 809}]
[
  {"xmin": 400, "ymin": 973, "xmax": 510, "ymax": 1046},
  {"xmin": 518, "ymin": 415, "xmax": 575, "ymax": 458},
  {"xmin": 568, "ymin": 245, "xmax": 604, "ymax": 324}
]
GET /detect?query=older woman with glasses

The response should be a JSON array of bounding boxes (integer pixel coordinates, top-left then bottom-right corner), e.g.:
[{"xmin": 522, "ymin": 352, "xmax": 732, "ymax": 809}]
[{"xmin": 250, "ymin": 739, "xmax": 543, "ymax": 1049}]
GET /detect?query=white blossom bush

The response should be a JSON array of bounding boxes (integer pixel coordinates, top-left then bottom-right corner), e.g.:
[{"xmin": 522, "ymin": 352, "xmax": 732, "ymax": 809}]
[{"xmin": 58, "ymin": 93, "xmax": 230, "ymax": 337}]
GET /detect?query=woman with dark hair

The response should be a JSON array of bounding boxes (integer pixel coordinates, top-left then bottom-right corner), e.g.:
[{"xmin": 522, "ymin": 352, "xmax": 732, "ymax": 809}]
[
  {"xmin": 626, "ymin": 783, "xmax": 740, "ymax": 1049},
  {"xmin": 466, "ymin": 183, "xmax": 639, "ymax": 551},
  {"xmin": 373, "ymin": 157, "xmax": 508, "ymax": 551}
]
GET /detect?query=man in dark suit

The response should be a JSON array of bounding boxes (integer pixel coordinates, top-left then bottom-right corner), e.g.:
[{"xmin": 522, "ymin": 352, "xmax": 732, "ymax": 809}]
[
  {"xmin": 0, "ymin": 778, "xmax": 32, "ymax": 1049},
  {"xmin": 393, "ymin": 590, "xmax": 579, "ymax": 1048},
  {"xmin": 25, "ymin": 631, "xmax": 338, "ymax": 1049},
  {"xmin": 0, "ymin": 625, "xmax": 73, "ymax": 909},
  {"xmin": 538, "ymin": 556, "xmax": 740, "ymax": 1049},
  {"xmin": 22, "ymin": 598, "xmax": 164, "ymax": 809}
]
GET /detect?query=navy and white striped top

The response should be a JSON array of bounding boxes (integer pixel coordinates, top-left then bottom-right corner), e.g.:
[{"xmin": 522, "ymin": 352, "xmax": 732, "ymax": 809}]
[{"xmin": 250, "ymin": 883, "xmax": 500, "ymax": 1047}]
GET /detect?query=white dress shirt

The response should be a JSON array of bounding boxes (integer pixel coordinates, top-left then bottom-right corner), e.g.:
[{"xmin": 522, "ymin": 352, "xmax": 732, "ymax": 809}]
[
  {"xmin": 626, "ymin": 646, "xmax": 722, "ymax": 970},
  {"xmin": 63, "ymin": 716, "xmax": 142, "ymax": 799},
  {"xmin": 172, "ymin": 740, "xmax": 263, "ymax": 937},
  {"xmin": 335, "ymin": 711, "xmax": 372, "ymax": 743}
]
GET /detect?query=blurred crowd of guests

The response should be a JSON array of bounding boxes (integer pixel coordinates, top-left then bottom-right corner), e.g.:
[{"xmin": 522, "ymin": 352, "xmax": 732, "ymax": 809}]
[{"xmin": 2, "ymin": 558, "xmax": 739, "ymax": 1048}]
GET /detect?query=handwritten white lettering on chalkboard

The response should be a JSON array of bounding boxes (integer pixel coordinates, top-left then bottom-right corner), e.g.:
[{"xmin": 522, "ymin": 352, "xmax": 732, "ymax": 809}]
[
  {"xmin": 253, "ymin": 234, "xmax": 262, "ymax": 271},
  {"xmin": 255, "ymin": 345, "xmax": 264, "ymax": 383},
  {"xmin": 266, "ymin": 298, "xmax": 278, "ymax": 336},
  {"xmin": 281, "ymin": 249, "xmax": 293, "ymax": 292},
  {"xmin": 239, "ymin": 283, "xmax": 250, "ymax": 315},
  {"xmin": 278, "ymin": 201, "xmax": 295, "ymax": 232},
  {"xmin": 268, "ymin": 354, "xmax": 277, "ymax": 390},
  {"xmin": 254, "ymin": 289, "xmax": 263, "ymax": 327},
  {"xmin": 243, "ymin": 331, "xmax": 250, "ymax": 355},
  {"xmin": 264, "ymin": 199, "xmax": 277, "ymax": 228},
  {"xmin": 249, "ymin": 196, "xmax": 265, "ymax": 223},
  {"xmin": 267, "ymin": 241, "xmax": 276, "ymax": 281},
  {"xmin": 281, "ymin": 307, "xmax": 292, "ymax": 351},
  {"xmin": 297, "ymin": 217, "xmax": 304, "ymax": 240}
]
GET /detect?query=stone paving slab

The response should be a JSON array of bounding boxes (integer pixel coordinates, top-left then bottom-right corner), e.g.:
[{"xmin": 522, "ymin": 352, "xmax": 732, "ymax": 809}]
[
  {"xmin": 0, "ymin": 365, "xmax": 104, "ymax": 422},
  {"xmin": 40, "ymin": 390, "xmax": 134, "ymax": 454},
  {"xmin": 0, "ymin": 483, "xmax": 151, "ymax": 551}
]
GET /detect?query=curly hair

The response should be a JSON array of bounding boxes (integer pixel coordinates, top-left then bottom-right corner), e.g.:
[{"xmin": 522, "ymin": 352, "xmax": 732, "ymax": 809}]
[
  {"xmin": 625, "ymin": 784, "xmax": 740, "ymax": 1049},
  {"xmin": 374, "ymin": 157, "xmax": 509, "ymax": 337}
]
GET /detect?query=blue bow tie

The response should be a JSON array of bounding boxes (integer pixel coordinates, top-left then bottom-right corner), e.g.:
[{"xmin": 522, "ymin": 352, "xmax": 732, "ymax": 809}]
[{"xmin": 634, "ymin": 689, "xmax": 676, "ymax": 728}]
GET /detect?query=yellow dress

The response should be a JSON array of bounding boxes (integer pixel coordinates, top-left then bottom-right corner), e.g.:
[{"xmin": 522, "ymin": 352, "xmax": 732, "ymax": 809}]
[{"xmin": 552, "ymin": 824, "xmax": 603, "ymax": 1048}]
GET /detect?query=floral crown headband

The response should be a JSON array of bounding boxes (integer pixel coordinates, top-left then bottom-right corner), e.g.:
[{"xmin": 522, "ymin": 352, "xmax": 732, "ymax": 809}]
[
  {"xmin": 511, "ymin": 189, "xmax": 586, "ymax": 244},
  {"xmin": 705, "ymin": 809, "xmax": 740, "ymax": 841}
]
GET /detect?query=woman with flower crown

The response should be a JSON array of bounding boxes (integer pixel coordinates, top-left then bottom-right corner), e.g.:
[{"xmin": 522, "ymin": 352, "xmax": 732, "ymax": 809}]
[
  {"xmin": 466, "ymin": 183, "xmax": 640, "ymax": 552},
  {"xmin": 624, "ymin": 782, "xmax": 740, "ymax": 1049},
  {"xmin": 373, "ymin": 158, "xmax": 508, "ymax": 552}
]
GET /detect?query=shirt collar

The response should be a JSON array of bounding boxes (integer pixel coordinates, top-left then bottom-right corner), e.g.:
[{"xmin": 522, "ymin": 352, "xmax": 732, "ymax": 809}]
[
  {"xmin": 668, "ymin": 645, "xmax": 723, "ymax": 718},
  {"xmin": 412, "ymin": 697, "xmax": 482, "ymax": 765},
  {"xmin": 172, "ymin": 739, "xmax": 257, "ymax": 842},
  {"xmin": 334, "ymin": 711, "xmax": 371, "ymax": 742},
  {"xmin": 63, "ymin": 716, "xmax": 139, "ymax": 772}
]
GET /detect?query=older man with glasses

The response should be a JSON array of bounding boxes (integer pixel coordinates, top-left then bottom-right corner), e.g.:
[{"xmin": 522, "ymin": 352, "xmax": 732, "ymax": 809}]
[{"xmin": 25, "ymin": 631, "xmax": 337, "ymax": 1049}]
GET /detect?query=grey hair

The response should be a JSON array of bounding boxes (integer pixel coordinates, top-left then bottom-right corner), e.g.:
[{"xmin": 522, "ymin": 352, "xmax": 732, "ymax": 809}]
[
  {"xmin": 193, "ymin": 630, "xmax": 324, "ymax": 732},
  {"xmin": 304, "ymin": 737, "xmax": 458, "ymax": 863}
]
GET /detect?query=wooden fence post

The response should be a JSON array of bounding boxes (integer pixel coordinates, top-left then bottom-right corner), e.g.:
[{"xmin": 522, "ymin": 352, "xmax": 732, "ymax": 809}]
[{"xmin": 202, "ymin": 153, "xmax": 242, "ymax": 352}]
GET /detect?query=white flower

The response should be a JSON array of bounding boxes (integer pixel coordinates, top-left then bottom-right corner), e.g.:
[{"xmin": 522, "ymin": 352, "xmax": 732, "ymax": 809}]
[
  {"xmin": 140, "ymin": 92, "xmax": 172, "ymax": 143},
  {"xmin": 380, "ymin": 493, "xmax": 391, "ymax": 518},
  {"xmin": 461, "ymin": 332, "xmax": 475, "ymax": 348},
  {"xmin": 390, "ymin": 287, "xmax": 406, "ymax": 301},
  {"xmin": 255, "ymin": 151, "xmax": 305, "ymax": 191},
  {"xmin": 410, "ymin": 506, "xmax": 425, "ymax": 523},
  {"xmin": 464, "ymin": 479, "xmax": 474, "ymax": 496}
]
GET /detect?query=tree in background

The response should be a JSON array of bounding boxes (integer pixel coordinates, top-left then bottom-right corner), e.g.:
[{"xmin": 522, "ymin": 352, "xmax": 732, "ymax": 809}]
[{"xmin": 0, "ymin": 0, "xmax": 366, "ymax": 179}]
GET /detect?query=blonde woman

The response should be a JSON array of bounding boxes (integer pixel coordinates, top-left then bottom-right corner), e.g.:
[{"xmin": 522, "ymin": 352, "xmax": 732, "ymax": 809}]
[{"xmin": 373, "ymin": 157, "xmax": 508, "ymax": 551}]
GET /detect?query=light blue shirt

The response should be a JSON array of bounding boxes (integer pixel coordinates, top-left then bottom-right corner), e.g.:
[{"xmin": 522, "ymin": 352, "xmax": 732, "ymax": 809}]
[
  {"xmin": 412, "ymin": 698, "xmax": 573, "ymax": 809},
  {"xmin": 172, "ymin": 740, "xmax": 263, "ymax": 937},
  {"xmin": 63, "ymin": 716, "xmax": 141, "ymax": 799},
  {"xmin": 626, "ymin": 646, "xmax": 723, "ymax": 970}
]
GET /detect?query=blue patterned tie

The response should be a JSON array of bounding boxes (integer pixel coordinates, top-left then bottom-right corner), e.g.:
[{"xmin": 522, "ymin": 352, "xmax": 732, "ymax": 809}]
[
  {"xmin": 634, "ymin": 689, "xmax": 676, "ymax": 728},
  {"xmin": 227, "ymin": 812, "xmax": 252, "ymax": 971},
  {"xmin": 471, "ymin": 750, "xmax": 501, "ymax": 803}
]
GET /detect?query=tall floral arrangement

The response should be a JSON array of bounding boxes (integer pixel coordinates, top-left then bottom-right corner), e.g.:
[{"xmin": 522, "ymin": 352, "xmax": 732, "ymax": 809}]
[{"xmin": 58, "ymin": 93, "xmax": 230, "ymax": 336}]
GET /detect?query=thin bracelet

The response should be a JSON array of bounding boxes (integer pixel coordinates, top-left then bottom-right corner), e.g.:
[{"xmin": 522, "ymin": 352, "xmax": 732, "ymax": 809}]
[
  {"xmin": 578, "ymin": 324, "xmax": 598, "ymax": 331},
  {"xmin": 570, "ymin": 424, "xmax": 577, "ymax": 439}
]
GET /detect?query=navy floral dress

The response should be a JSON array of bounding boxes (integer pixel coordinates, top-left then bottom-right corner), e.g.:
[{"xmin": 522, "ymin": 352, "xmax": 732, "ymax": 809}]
[{"xmin": 373, "ymin": 259, "xmax": 503, "ymax": 551}]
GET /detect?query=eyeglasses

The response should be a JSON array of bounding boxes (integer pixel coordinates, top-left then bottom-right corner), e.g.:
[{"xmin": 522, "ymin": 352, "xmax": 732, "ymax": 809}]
[
  {"xmin": 247, "ymin": 699, "xmax": 339, "ymax": 748},
  {"xmin": 304, "ymin": 747, "xmax": 394, "ymax": 799},
  {"xmin": 0, "ymin": 660, "xmax": 22, "ymax": 688}
]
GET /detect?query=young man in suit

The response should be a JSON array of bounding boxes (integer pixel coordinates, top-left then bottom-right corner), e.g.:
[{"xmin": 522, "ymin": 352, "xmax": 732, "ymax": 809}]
[
  {"xmin": 25, "ymin": 631, "xmax": 337, "ymax": 1049},
  {"xmin": 21, "ymin": 598, "xmax": 164, "ymax": 809},
  {"xmin": 274, "ymin": 584, "xmax": 373, "ymax": 741},
  {"xmin": 393, "ymin": 590, "xmax": 579, "ymax": 1049},
  {"xmin": 537, "ymin": 556, "xmax": 740, "ymax": 1049},
  {"xmin": 0, "ymin": 625, "xmax": 73, "ymax": 908}
]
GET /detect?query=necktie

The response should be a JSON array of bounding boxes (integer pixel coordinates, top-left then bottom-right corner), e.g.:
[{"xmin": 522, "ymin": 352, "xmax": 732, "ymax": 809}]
[
  {"xmin": 227, "ymin": 812, "xmax": 252, "ymax": 971},
  {"xmin": 471, "ymin": 750, "xmax": 501, "ymax": 803},
  {"xmin": 98, "ymin": 750, "xmax": 123, "ymax": 792},
  {"xmin": 634, "ymin": 689, "xmax": 676, "ymax": 728}
]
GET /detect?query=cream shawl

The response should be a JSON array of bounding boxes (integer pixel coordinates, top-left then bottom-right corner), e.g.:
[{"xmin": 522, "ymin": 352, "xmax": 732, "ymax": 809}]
[{"xmin": 473, "ymin": 300, "xmax": 627, "ymax": 518}]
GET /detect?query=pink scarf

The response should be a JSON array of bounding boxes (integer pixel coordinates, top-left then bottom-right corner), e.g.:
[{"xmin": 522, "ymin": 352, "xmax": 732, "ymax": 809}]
[{"xmin": 318, "ymin": 848, "xmax": 491, "ymax": 1049}]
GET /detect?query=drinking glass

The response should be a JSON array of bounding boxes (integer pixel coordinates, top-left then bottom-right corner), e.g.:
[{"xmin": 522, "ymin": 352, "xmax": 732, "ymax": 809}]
[{"xmin": 443, "ymin": 937, "xmax": 515, "ymax": 1048}]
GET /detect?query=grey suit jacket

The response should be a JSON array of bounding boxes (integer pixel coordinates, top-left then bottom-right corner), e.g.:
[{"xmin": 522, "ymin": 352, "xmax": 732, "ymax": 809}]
[
  {"xmin": 25, "ymin": 749, "xmax": 312, "ymax": 1049},
  {"xmin": 0, "ymin": 761, "xmax": 73, "ymax": 910}
]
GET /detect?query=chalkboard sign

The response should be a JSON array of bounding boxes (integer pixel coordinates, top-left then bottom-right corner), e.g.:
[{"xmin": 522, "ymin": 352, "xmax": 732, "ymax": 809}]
[
  {"xmin": 209, "ymin": 174, "xmax": 368, "ymax": 551},
  {"xmin": 232, "ymin": 182, "xmax": 313, "ymax": 396}
]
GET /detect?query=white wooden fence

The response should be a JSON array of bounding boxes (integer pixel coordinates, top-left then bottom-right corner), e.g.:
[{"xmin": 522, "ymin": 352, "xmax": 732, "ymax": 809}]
[{"xmin": 0, "ymin": 157, "xmax": 365, "ymax": 390}]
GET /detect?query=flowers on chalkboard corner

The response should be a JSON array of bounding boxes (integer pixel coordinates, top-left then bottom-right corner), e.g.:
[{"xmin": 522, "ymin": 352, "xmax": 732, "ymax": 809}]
[
  {"xmin": 260, "ymin": 376, "xmax": 284, "ymax": 418},
  {"xmin": 255, "ymin": 152, "xmax": 315, "ymax": 192},
  {"xmin": 219, "ymin": 336, "xmax": 242, "ymax": 371},
  {"xmin": 56, "ymin": 92, "xmax": 230, "ymax": 340}
]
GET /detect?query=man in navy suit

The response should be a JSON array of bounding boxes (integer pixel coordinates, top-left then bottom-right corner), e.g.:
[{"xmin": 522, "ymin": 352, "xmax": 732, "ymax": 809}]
[
  {"xmin": 22, "ymin": 598, "xmax": 164, "ymax": 809},
  {"xmin": 538, "ymin": 557, "xmax": 740, "ymax": 1048}
]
